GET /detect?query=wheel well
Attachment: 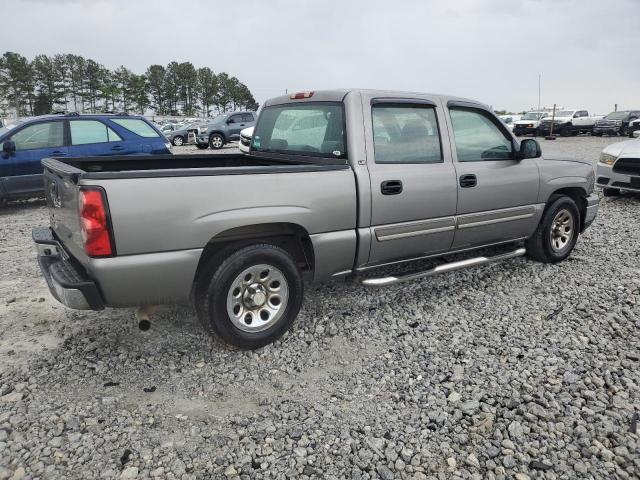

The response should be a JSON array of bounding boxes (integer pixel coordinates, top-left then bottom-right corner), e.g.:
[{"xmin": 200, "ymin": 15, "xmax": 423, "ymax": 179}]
[
  {"xmin": 549, "ymin": 187, "xmax": 587, "ymax": 229},
  {"xmin": 193, "ymin": 223, "xmax": 314, "ymax": 288}
]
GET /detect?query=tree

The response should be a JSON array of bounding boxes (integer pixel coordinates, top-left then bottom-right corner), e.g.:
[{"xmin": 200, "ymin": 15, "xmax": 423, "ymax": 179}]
[
  {"xmin": 146, "ymin": 64, "xmax": 166, "ymax": 114},
  {"xmin": 1, "ymin": 51, "xmax": 259, "ymax": 118},
  {"xmin": 32, "ymin": 54, "xmax": 64, "ymax": 114},
  {"xmin": 196, "ymin": 67, "xmax": 217, "ymax": 117},
  {"xmin": 0, "ymin": 52, "xmax": 35, "ymax": 116}
]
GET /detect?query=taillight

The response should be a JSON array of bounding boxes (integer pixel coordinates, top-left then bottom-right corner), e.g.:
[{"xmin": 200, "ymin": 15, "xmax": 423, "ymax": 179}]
[{"xmin": 79, "ymin": 187, "xmax": 114, "ymax": 257}]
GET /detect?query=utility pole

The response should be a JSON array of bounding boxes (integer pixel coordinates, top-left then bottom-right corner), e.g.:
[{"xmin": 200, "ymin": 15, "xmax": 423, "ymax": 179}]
[
  {"xmin": 537, "ymin": 74, "xmax": 541, "ymax": 113},
  {"xmin": 614, "ymin": 103, "xmax": 618, "ymax": 112}
]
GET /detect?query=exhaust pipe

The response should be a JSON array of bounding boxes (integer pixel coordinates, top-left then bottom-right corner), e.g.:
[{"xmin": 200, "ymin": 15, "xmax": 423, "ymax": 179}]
[{"xmin": 136, "ymin": 305, "xmax": 158, "ymax": 331}]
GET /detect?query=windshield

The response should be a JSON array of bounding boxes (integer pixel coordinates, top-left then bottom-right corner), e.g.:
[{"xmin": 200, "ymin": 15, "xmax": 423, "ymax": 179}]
[
  {"xmin": 521, "ymin": 112, "xmax": 544, "ymax": 120},
  {"xmin": 604, "ymin": 111, "xmax": 629, "ymax": 120},
  {"xmin": 0, "ymin": 121, "xmax": 23, "ymax": 136},
  {"xmin": 551, "ymin": 111, "xmax": 574, "ymax": 118},
  {"xmin": 210, "ymin": 114, "xmax": 228, "ymax": 125},
  {"xmin": 251, "ymin": 102, "xmax": 345, "ymax": 158}
]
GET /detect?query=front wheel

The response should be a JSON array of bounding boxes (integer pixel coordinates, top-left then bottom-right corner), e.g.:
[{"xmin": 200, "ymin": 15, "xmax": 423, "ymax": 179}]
[
  {"xmin": 196, "ymin": 243, "xmax": 304, "ymax": 349},
  {"xmin": 526, "ymin": 195, "xmax": 580, "ymax": 264},
  {"xmin": 620, "ymin": 126, "xmax": 629, "ymax": 137},
  {"xmin": 209, "ymin": 133, "xmax": 224, "ymax": 149},
  {"xmin": 172, "ymin": 136, "xmax": 184, "ymax": 146}
]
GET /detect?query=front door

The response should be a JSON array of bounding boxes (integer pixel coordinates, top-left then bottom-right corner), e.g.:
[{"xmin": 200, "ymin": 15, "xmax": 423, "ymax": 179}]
[
  {"xmin": 446, "ymin": 104, "xmax": 540, "ymax": 249},
  {"xmin": 364, "ymin": 95, "xmax": 458, "ymax": 266},
  {"xmin": 1, "ymin": 120, "xmax": 67, "ymax": 196},
  {"xmin": 226, "ymin": 114, "xmax": 246, "ymax": 140}
]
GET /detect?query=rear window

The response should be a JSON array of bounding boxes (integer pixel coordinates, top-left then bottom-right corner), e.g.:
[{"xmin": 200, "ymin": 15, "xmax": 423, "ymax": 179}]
[
  {"xmin": 251, "ymin": 102, "xmax": 345, "ymax": 158},
  {"xmin": 111, "ymin": 118, "xmax": 159, "ymax": 138}
]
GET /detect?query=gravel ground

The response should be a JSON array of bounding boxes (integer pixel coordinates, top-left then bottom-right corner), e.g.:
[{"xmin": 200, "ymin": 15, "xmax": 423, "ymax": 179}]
[{"xmin": 0, "ymin": 137, "xmax": 639, "ymax": 479}]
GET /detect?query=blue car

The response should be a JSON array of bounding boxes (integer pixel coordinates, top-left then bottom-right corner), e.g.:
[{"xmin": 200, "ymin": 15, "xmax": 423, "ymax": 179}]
[{"xmin": 0, "ymin": 113, "xmax": 171, "ymax": 202}]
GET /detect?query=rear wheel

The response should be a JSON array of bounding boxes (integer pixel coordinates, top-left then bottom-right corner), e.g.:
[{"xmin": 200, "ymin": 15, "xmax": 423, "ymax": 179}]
[
  {"xmin": 209, "ymin": 133, "xmax": 224, "ymax": 149},
  {"xmin": 172, "ymin": 136, "xmax": 184, "ymax": 146},
  {"xmin": 592, "ymin": 131, "xmax": 602, "ymax": 137},
  {"xmin": 526, "ymin": 195, "xmax": 580, "ymax": 264},
  {"xmin": 195, "ymin": 243, "xmax": 304, "ymax": 349},
  {"xmin": 603, "ymin": 187, "xmax": 621, "ymax": 197}
]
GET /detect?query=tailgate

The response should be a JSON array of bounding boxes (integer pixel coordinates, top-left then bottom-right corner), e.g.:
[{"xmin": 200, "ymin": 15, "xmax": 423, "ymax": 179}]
[{"xmin": 42, "ymin": 159, "xmax": 89, "ymax": 266}]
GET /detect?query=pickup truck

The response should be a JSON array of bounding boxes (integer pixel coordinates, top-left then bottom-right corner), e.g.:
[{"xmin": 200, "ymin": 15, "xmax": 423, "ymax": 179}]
[
  {"xmin": 33, "ymin": 89, "xmax": 599, "ymax": 349},
  {"xmin": 512, "ymin": 111, "xmax": 549, "ymax": 136},
  {"xmin": 538, "ymin": 109, "xmax": 601, "ymax": 137}
]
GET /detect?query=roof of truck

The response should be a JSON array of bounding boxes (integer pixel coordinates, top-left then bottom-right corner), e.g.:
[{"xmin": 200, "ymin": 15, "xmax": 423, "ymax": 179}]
[{"xmin": 263, "ymin": 89, "xmax": 489, "ymax": 109}]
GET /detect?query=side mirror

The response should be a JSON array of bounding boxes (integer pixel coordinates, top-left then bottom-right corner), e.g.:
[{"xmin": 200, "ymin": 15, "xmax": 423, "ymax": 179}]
[
  {"xmin": 2, "ymin": 140, "xmax": 16, "ymax": 159},
  {"xmin": 516, "ymin": 138, "xmax": 541, "ymax": 160}
]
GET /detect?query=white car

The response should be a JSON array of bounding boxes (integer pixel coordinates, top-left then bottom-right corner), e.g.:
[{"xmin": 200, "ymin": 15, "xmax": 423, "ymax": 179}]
[
  {"xmin": 239, "ymin": 126, "xmax": 254, "ymax": 153},
  {"xmin": 498, "ymin": 115, "xmax": 521, "ymax": 131},
  {"xmin": 596, "ymin": 138, "xmax": 640, "ymax": 196}
]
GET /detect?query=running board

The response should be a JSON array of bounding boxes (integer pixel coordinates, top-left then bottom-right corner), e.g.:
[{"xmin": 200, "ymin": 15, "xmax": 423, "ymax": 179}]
[{"xmin": 359, "ymin": 247, "xmax": 527, "ymax": 287}]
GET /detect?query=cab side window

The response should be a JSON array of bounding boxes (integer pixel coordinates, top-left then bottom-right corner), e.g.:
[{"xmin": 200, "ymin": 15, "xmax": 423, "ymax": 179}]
[
  {"xmin": 242, "ymin": 113, "xmax": 254, "ymax": 123},
  {"xmin": 449, "ymin": 108, "xmax": 513, "ymax": 162},
  {"xmin": 70, "ymin": 120, "xmax": 122, "ymax": 145},
  {"xmin": 10, "ymin": 121, "xmax": 64, "ymax": 150},
  {"xmin": 372, "ymin": 105, "xmax": 442, "ymax": 164}
]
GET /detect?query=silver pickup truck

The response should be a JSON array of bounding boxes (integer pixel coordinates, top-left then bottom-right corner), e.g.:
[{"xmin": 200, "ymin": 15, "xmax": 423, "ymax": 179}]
[{"xmin": 33, "ymin": 89, "xmax": 599, "ymax": 349}]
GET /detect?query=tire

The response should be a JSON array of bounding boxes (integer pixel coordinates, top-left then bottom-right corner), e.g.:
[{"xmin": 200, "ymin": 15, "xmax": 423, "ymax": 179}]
[
  {"xmin": 592, "ymin": 131, "xmax": 602, "ymax": 137},
  {"xmin": 195, "ymin": 243, "xmax": 304, "ymax": 349},
  {"xmin": 526, "ymin": 195, "xmax": 580, "ymax": 264},
  {"xmin": 209, "ymin": 133, "xmax": 225, "ymax": 149},
  {"xmin": 620, "ymin": 126, "xmax": 629, "ymax": 137},
  {"xmin": 172, "ymin": 136, "xmax": 184, "ymax": 146},
  {"xmin": 196, "ymin": 144, "xmax": 208, "ymax": 150},
  {"xmin": 560, "ymin": 125, "xmax": 572, "ymax": 137},
  {"xmin": 603, "ymin": 187, "xmax": 621, "ymax": 197}
]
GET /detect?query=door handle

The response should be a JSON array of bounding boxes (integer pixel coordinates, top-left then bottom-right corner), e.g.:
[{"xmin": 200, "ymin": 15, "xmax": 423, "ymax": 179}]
[
  {"xmin": 51, "ymin": 150, "xmax": 67, "ymax": 156},
  {"xmin": 459, "ymin": 174, "xmax": 477, "ymax": 188},
  {"xmin": 111, "ymin": 145, "xmax": 125, "ymax": 151},
  {"xmin": 381, "ymin": 180, "xmax": 403, "ymax": 195}
]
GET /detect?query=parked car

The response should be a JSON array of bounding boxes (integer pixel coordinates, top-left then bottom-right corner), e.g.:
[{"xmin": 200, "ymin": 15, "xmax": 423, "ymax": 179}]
[
  {"xmin": 33, "ymin": 89, "xmax": 598, "ymax": 349},
  {"xmin": 592, "ymin": 110, "xmax": 640, "ymax": 137},
  {"xmin": 0, "ymin": 113, "xmax": 170, "ymax": 203},
  {"xmin": 596, "ymin": 138, "xmax": 640, "ymax": 196},
  {"xmin": 165, "ymin": 123, "xmax": 201, "ymax": 146},
  {"xmin": 239, "ymin": 126, "xmax": 254, "ymax": 154},
  {"xmin": 631, "ymin": 118, "xmax": 640, "ymax": 138},
  {"xmin": 498, "ymin": 115, "xmax": 520, "ymax": 131},
  {"xmin": 196, "ymin": 111, "xmax": 257, "ymax": 149},
  {"xmin": 538, "ymin": 109, "xmax": 600, "ymax": 137},
  {"xmin": 512, "ymin": 111, "xmax": 549, "ymax": 136}
]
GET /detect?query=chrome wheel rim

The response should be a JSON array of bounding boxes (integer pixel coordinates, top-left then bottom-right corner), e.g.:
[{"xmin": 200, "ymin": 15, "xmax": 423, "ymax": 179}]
[
  {"xmin": 174, "ymin": 137, "xmax": 183, "ymax": 146},
  {"xmin": 550, "ymin": 209, "xmax": 574, "ymax": 252},
  {"xmin": 226, "ymin": 264, "xmax": 289, "ymax": 332},
  {"xmin": 211, "ymin": 136, "xmax": 223, "ymax": 148}
]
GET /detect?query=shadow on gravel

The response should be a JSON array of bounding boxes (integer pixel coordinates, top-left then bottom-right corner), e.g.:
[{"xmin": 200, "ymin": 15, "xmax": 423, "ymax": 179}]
[{"xmin": 0, "ymin": 196, "xmax": 46, "ymax": 213}]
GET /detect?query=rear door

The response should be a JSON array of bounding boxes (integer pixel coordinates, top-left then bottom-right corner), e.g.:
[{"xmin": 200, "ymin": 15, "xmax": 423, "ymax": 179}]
[
  {"xmin": 363, "ymin": 94, "xmax": 458, "ymax": 266},
  {"xmin": 445, "ymin": 102, "xmax": 540, "ymax": 249},
  {"xmin": 68, "ymin": 119, "xmax": 132, "ymax": 156},
  {"xmin": 1, "ymin": 120, "xmax": 67, "ymax": 196}
]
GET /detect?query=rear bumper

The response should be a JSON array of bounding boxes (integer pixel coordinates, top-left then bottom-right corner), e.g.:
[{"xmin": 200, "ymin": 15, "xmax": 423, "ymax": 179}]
[
  {"xmin": 583, "ymin": 194, "xmax": 599, "ymax": 230},
  {"xmin": 33, "ymin": 227, "xmax": 104, "ymax": 310}
]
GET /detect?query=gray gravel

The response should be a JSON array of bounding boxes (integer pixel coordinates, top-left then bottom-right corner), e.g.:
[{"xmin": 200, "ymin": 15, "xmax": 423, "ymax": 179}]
[{"xmin": 1, "ymin": 137, "xmax": 639, "ymax": 479}]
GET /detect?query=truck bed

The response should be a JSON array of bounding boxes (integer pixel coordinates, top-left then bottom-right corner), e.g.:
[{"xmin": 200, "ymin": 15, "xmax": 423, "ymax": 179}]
[{"xmin": 43, "ymin": 153, "xmax": 349, "ymax": 181}]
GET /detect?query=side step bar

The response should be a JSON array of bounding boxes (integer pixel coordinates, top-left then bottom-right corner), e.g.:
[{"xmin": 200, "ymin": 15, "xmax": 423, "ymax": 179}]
[{"xmin": 359, "ymin": 247, "xmax": 527, "ymax": 287}]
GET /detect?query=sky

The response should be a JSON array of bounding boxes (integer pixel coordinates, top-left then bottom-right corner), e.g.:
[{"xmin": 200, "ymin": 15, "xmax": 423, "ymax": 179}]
[{"xmin": 2, "ymin": 0, "xmax": 639, "ymax": 114}]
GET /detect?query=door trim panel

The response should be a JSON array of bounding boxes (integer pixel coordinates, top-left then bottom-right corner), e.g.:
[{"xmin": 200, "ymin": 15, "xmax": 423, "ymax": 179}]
[
  {"xmin": 457, "ymin": 205, "xmax": 537, "ymax": 230},
  {"xmin": 375, "ymin": 217, "xmax": 456, "ymax": 241}
]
